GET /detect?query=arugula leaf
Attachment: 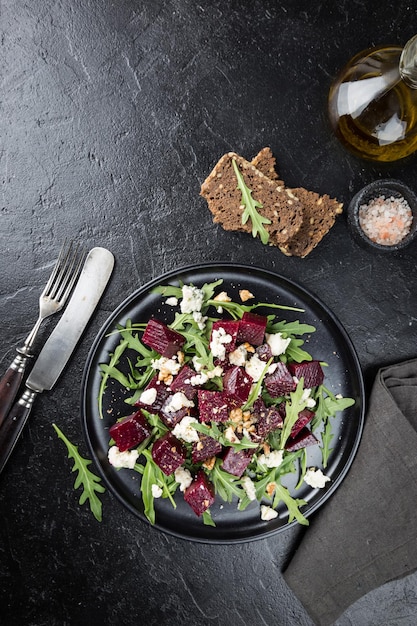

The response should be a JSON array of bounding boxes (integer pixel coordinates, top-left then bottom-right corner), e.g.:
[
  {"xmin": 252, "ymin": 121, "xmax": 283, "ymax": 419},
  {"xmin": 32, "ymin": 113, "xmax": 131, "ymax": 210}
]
[
  {"xmin": 321, "ymin": 419, "xmax": 334, "ymax": 468},
  {"xmin": 140, "ymin": 450, "xmax": 177, "ymax": 524},
  {"xmin": 98, "ymin": 338, "xmax": 129, "ymax": 419},
  {"xmin": 312, "ymin": 386, "xmax": 355, "ymax": 467},
  {"xmin": 210, "ymin": 460, "xmax": 245, "ymax": 502},
  {"xmin": 284, "ymin": 338, "xmax": 313, "ymax": 363},
  {"xmin": 202, "ymin": 509, "xmax": 216, "ymax": 527},
  {"xmin": 232, "ymin": 158, "xmax": 271, "ymax": 245},
  {"xmin": 267, "ymin": 319, "xmax": 316, "ymax": 336},
  {"xmin": 242, "ymin": 357, "xmax": 273, "ymax": 410},
  {"xmin": 201, "ymin": 279, "xmax": 224, "ymax": 304},
  {"xmin": 279, "ymin": 379, "xmax": 308, "ymax": 449},
  {"xmin": 296, "ymin": 448, "xmax": 308, "ymax": 489},
  {"xmin": 272, "ymin": 484, "xmax": 308, "ymax": 525},
  {"xmin": 53, "ymin": 424, "xmax": 105, "ymax": 522},
  {"xmin": 192, "ymin": 422, "xmax": 258, "ymax": 450},
  {"xmin": 152, "ymin": 285, "xmax": 184, "ymax": 299}
]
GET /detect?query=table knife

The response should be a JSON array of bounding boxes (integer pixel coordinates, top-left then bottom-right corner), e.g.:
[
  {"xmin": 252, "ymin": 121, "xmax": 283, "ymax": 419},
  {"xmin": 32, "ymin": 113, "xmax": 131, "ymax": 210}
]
[{"xmin": 0, "ymin": 246, "xmax": 114, "ymax": 475}]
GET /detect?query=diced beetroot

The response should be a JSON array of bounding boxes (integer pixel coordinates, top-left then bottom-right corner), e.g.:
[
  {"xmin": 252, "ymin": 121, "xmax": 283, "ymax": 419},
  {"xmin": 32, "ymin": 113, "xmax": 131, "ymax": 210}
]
[
  {"xmin": 197, "ymin": 389, "xmax": 231, "ymax": 423},
  {"xmin": 192, "ymin": 434, "xmax": 223, "ymax": 463},
  {"xmin": 109, "ymin": 410, "xmax": 151, "ymax": 452},
  {"xmin": 223, "ymin": 366, "xmax": 253, "ymax": 403},
  {"xmin": 252, "ymin": 397, "xmax": 268, "ymax": 414},
  {"xmin": 291, "ymin": 408, "xmax": 315, "ymax": 438},
  {"xmin": 170, "ymin": 364, "xmax": 198, "ymax": 399},
  {"xmin": 256, "ymin": 343, "xmax": 273, "ymax": 361},
  {"xmin": 152, "ymin": 432, "xmax": 186, "ymax": 475},
  {"xmin": 183, "ymin": 470, "xmax": 215, "ymax": 516},
  {"xmin": 210, "ymin": 320, "xmax": 240, "ymax": 353},
  {"xmin": 237, "ymin": 312, "xmax": 267, "ymax": 346},
  {"xmin": 288, "ymin": 360, "xmax": 324, "ymax": 388},
  {"xmin": 255, "ymin": 405, "xmax": 284, "ymax": 439},
  {"xmin": 285, "ymin": 428, "xmax": 318, "ymax": 452},
  {"xmin": 159, "ymin": 396, "xmax": 193, "ymax": 429},
  {"xmin": 142, "ymin": 318, "xmax": 184, "ymax": 357},
  {"xmin": 264, "ymin": 361, "xmax": 297, "ymax": 397},
  {"xmin": 135, "ymin": 374, "xmax": 171, "ymax": 412},
  {"xmin": 221, "ymin": 447, "xmax": 255, "ymax": 477}
]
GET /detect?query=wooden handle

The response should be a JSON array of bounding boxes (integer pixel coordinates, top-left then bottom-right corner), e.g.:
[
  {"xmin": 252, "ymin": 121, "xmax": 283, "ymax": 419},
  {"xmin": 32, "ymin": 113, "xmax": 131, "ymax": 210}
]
[
  {"xmin": 0, "ymin": 354, "xmax": 28, "ymax": 428},
  {"xmin": 0, "ymin": 388, "xmax": 37, "ymax": 475}
]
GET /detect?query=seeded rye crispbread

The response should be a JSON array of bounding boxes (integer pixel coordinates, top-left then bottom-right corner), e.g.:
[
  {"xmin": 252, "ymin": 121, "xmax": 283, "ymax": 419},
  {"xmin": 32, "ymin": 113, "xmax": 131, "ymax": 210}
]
[
  {"xmin": 200, "ymin": 152, "xmax": 303, "ymax": 245},
  {"xmin": 200, "ymin": 148, "xmax": 343, "ymax": 257},
  {"xmin": 251, "ymin": 148, "xmax": 343, "ymax": 257}
]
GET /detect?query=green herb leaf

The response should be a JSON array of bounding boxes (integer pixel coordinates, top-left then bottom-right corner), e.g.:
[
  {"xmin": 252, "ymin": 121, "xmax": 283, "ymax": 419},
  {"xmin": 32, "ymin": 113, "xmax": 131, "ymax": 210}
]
[
  {"xmin": 210, "ymin": 460, "xmax": 245, "ymax": 503},
  {"xmin": 202, "ymin": 509, "xmax": 216, "ymax": 527},
  {"xmin": 232, "ymin": 158, "xmax": 271, "ymax": 245},
  {"xmin": 53, "ymin": 424, "xmax": 105, "ymax": 522},
  {"xmin": 279, "ymin": 379, "xmax": 308, "ymax": 449},
  {"xmin": 98, "ymin": 338, "xmax": 129, "ymax": 419},
  {"xmin": 321, "ymin": 418, "xmax": 334, "ymax": 468},
  {"xmin": 285, "ymin": 338, "xmax": 314, "ymax": 363},
  {"xmin": 272, "ymin": 483, "xmax": 309, "ymax": 525},
  {"xmin": 267, "ymin": 320, "xmax": 316, "ymax": 336},
  {"xmin": 140, "ymin": 450, "xmax": 177, "ymax": 524},
  {"xmin": 242, "ymin": 357, "xmax": 273, "ymax": 410}
]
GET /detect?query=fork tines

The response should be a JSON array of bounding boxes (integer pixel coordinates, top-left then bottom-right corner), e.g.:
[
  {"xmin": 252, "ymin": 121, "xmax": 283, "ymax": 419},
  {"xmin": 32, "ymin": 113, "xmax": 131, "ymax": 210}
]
[{"xmin": 44, "ymin": 241, "xmax": 85, "ymax": 302}]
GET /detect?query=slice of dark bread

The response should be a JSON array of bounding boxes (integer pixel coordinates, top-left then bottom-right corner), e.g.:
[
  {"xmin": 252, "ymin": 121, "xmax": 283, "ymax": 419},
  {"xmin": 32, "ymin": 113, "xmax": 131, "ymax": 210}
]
[
  {"xmin": 200, "ymin": 152, "xmax": 303, "ymax": 245},
  {"xmin": 251, "ymin": 148, "xmax": 343, "ymax": 257},
  {"xmin": 250, "ymin": 147, "xmax": 284, "ymax": 185}
]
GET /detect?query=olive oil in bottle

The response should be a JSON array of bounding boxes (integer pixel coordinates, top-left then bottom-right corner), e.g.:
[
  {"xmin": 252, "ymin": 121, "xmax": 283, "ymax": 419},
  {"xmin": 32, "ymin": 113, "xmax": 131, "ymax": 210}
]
[{"xmin": 328, "ymin": 35, "xmax": 417, "ymax": 162}]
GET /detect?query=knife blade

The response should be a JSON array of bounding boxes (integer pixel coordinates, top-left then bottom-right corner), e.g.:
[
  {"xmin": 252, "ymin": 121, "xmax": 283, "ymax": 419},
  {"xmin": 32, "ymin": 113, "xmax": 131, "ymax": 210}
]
[{"xmin": 0, "ymin": 246, "xmax": 114, "ymax": 475}]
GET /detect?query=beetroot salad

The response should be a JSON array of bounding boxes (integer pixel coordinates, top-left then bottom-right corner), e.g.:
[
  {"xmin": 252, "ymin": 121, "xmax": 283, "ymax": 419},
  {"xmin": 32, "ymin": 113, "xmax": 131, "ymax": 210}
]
[{"xmin": 99, "ymin": 280, "xmax": 354, "ymax": 528}]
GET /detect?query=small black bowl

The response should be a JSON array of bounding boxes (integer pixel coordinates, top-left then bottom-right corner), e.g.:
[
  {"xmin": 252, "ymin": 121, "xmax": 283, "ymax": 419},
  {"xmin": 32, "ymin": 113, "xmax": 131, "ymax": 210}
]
[{"xmin": 347, "ymin": 179, "xmax": 417, "ymax": 253}]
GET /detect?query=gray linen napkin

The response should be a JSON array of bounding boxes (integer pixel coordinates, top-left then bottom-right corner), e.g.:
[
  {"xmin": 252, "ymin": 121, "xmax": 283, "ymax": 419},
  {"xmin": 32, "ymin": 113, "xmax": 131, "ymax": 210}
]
[{"xmin": 283, "ymin": 359, "xmax": 417, "ymax": 626}]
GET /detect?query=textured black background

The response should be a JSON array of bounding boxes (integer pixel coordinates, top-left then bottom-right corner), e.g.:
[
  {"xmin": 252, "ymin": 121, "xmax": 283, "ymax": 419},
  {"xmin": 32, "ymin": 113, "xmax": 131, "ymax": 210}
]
[{"xmin": 1, "ymin": 1, "xmax": 417, "ymax": 625}]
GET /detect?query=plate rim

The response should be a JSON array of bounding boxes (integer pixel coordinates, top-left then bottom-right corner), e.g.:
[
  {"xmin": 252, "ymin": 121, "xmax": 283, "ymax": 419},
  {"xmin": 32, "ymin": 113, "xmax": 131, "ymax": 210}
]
[{"xmin": 81, "ymin": 261, "xmax": 366, "ymax": 543}]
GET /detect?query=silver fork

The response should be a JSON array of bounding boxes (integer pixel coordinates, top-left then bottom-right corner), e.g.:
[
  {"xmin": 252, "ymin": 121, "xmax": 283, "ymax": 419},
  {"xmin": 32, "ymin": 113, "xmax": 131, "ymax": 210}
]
[{"xmin": 0, "ymin": 241, "xmax": 85, "ymax": 427}]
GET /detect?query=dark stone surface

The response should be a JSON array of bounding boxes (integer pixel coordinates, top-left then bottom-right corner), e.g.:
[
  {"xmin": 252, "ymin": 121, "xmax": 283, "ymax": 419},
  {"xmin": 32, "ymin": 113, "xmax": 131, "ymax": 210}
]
[{"xmin": 1, "ymin": 1, "xmax": 417, "ymax": 624}]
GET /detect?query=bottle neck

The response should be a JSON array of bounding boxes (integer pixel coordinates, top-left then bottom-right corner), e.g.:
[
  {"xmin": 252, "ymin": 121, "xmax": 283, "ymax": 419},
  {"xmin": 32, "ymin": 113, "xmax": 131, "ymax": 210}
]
[{"xmin": 399, "ymin": 34, "xmax": 417, "ymax": 89}]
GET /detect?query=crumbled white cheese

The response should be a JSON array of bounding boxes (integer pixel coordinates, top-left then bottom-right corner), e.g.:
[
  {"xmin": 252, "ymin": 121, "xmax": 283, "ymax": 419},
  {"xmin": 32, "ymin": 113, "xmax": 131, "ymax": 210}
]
[
  {"xmin": 187, "ymin": 372, "xmax": 209, "ymax": 386},
  {"xmin": 224, "ymin": 426, "xmax": 240, "ymax": 443},
  {"xmin": 164, "ymin": 392, "xmax": 194, "ymax": 413},
  {"xmin": 151, "ymin": 484, "xmax": 163, "ymax": 498},
  {"xmin": 210, "ymin": 327, "xmax": 232, "ymax": 360},
  {"xmin": 174, "ymin": 466, "xmax": 193, "ymax": 492},
  {"xmin": 258, "ymin": 450, "xmax": 284, "ymax": 468},
  {"xmin": 304, "ymin": 468, "xmax": 331, "ymax": 489},
  {"xmin": 266, "ymin": 332, "xmax": 291, "ymax": 356},
  {"xmin": 229, "ymin": 344, "xmax": 248, "ymax": 367},
  {"xmin": 301, "ymin": 387, "xmax": 316, "ymax": 408},
  {"xmin": 260, "ymin": 505, "xmax": 278, "ymax": 521},
  {"xmin": 192, "ymin": 311, "xmax": 208, "ymax": 330},
  {"xmin": 180, "ymin": 284, "xmax": 204, "ymax": 314},
  {"xmin": 165, "ymin": 296, "xmax": 178, "ymax": 306},
  {"xmin": 108, "ymin": 446, "xmax": 139, "ymax": 469},
  {"xmin": 245, "ymin": 354, "xmax": 266, "ymax": 382},
  {"xmin": 192, "ymin": 356, "xmax": 204, "ymax": 372},
  {"xmin": 139, "ymin": 387, "xmax": 157, "ymax": 405},
  {"xmin": 172, "ymin": 415, "xmax": 200, "ymax": 443},
  {"xmin": 151, "ymin": 356, "xmax": 181, "ymax": 376},
  {"xmin": 245, "ymin": 353, "xmax": 275, "ymax": 382},
  {"xmin": 241, "ymin": 476, "xmax": 257, "ymax": 501},
  {"xmin": 187, "ymin": 365, "xmax": 223, "ymax": 387}
]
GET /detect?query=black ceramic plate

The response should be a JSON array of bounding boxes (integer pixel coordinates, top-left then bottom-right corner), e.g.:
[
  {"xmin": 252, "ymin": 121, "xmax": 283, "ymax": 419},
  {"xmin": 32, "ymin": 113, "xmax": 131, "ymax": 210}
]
[{"xmin": 81, "ymin": 263, "xmax": 365, "ymax": 543}]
